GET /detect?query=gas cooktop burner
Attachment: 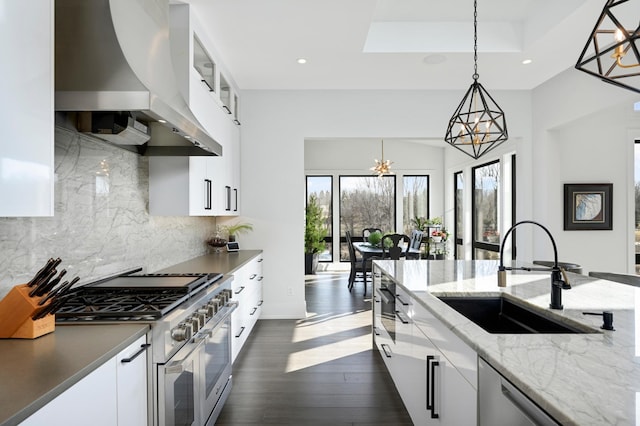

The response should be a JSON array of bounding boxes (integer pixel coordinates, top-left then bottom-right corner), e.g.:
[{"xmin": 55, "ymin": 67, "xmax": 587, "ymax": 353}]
[{"xmin": 55, "ymin": 271, "xmax": 224, "ymax": 321}]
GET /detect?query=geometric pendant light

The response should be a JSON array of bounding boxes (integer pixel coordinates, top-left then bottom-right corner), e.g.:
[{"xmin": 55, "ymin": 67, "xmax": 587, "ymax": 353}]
[
  {"xmin": 444, "ymin": 0, "xmax": 508, "ymax": 160},
  {"xmin": 575, "ymin": 0, "xmax": 640, "ymax": 94}
]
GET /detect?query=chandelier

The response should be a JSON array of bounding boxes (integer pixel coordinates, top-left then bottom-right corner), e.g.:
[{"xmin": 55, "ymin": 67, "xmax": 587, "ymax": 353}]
[
  {"xmin": 575, "ymin": 0, "xmax": 640, "ymax": 93},
  {"xmin": 444, "ymin": 0, "xmax": 508, "ymax": 160},
  {"xmin": 370, "ymin": 140, "xmax": 393, "ymax": 178}
]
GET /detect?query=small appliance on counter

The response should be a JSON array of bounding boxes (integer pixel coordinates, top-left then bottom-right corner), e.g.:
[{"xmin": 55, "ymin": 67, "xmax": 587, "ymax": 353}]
[{"xmin": 0, "ymin": 258, "xmax": 80, "ymax": 339}]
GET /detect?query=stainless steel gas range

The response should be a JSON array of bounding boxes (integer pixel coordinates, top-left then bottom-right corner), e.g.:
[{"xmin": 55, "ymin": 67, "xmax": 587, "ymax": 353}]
[{"xmin": 56, "ymin": 272, "xmax": 237, "ymax": 426}]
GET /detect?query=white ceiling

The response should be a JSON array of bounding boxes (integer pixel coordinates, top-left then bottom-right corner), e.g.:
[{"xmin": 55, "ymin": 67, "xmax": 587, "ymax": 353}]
[{"xmin": 183, "ymin": 0, "xmax": 606, "ymax": 91}]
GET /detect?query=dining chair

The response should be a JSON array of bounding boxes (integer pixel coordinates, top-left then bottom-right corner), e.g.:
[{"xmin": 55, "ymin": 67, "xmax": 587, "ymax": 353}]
[
  {"xmin": 362, "ymin": 227, "xmax": 382, "ymax": 242},
  {"xmin": 345, "ymin": 231, "xmax": 369, "ymax": 293},
  {"xmin": 406, "ymin": 230, "xmax": 423, "ymax": 259},
  {"xmin": 588, "ymin": 271, "xmax": 640, "ymax": 287},
  {"xmin": 381, "ymin": 233, "xmax": 411, "ymax": 260}
]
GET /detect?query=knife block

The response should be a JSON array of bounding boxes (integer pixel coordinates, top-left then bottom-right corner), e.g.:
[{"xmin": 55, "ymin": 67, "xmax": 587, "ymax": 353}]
[{"xmin": 0, "ymin": 284, "xmax": 55, "ymax": 339}]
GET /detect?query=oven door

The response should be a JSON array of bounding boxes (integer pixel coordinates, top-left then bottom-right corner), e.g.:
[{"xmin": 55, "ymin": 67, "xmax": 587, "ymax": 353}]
[
  {"xmin": 201, "ymin": 307, "xmax": 234, "ymax": 425},
  {"xmin": 159, "ymin": 339, "xmax": 203, "ymax": 426}
]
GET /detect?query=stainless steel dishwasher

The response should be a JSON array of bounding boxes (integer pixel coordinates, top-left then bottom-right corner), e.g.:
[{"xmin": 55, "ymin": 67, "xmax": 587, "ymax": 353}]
[{"xmin": 478, "ymin": 358, "xmax": 559, "ymax": 425}]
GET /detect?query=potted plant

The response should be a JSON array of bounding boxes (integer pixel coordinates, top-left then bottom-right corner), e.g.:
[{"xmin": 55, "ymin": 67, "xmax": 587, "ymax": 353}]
[
  {"xmin": 305, "ymin": 195, "xmax": 327, "ymax": 274},
  {"xmin": 221, "ymin": 221, "xmax": 253, "ymax": 242}
]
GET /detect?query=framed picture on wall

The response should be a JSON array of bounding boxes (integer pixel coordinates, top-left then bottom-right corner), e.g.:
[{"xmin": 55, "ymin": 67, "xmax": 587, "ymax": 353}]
[{"xmin": 563, "ymin": 183, "xmax": 613, "ymax": 230}]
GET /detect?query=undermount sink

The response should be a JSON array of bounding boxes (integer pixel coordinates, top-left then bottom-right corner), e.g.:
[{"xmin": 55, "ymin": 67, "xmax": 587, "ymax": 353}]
[{"xmin": 437, "ymin": 296, "xmax": 598, "ymax": 334}]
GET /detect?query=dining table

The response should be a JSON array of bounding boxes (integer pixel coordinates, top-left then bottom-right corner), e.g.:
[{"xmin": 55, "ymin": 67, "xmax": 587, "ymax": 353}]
[{"xmin": 352, "ymin": 241, "xmax": 422, "ymax": 283}]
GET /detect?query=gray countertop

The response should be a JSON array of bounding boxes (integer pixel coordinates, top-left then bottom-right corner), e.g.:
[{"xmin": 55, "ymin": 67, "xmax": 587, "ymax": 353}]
[
  {"xmin": 0, "ymin": 323, "xmax": 149, "ymax": 426},
  {"xmin": 374, "ymin": 259, "xmax": 640, "ymax": 426},
  {"xmin": 157, "ymin": 249, "xmax": 262, "ymax": 275}
]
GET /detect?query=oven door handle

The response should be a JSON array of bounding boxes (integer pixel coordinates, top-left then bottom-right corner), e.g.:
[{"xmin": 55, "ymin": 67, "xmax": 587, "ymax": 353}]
[{"xmin": 165, "ymin": 338, "xmax": 205, "ymax": 374}]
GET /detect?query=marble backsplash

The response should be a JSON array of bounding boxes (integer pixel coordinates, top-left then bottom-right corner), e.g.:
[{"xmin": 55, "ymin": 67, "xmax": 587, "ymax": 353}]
[{"xmin": 0, "ymin": 127, "xmax": 218, "ymax": 298}]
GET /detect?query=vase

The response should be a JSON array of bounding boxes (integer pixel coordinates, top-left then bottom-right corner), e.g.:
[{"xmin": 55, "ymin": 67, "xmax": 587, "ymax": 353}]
[{"xmin": 431, "ymin": 236, "xmax": 442, "ymax": 243}]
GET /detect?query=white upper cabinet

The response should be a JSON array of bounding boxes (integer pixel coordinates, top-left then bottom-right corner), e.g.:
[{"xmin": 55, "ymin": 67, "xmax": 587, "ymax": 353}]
[
  {"xmin": 0, "ymin": 0, "xmax": 54, "ymax": 217},
  {"xmin": 169, "ymin": 3, "xmax": 241, "ymax": 143},
  {"xmin": 149, "ymin": 156, "xmax": 216, "ymax": 216}
]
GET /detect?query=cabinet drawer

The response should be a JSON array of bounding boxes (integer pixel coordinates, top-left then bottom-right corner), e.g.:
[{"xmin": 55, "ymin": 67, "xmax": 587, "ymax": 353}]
[{"xmin": 413, "ymin": 301, "xmax": 477, "ymax": 389}]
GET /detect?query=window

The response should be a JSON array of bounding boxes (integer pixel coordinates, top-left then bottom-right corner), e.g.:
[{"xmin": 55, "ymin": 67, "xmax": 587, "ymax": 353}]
[
  {"xmin": 472, "ymin": 160, "xmax": 500, "ymax": 259},
  {"xmin": 402, "ymin": 175, "xmax": 429, "ymax": 235},
  {"xmin": 454, "ymin": 171, "xmax": 464, "ymax": 259},
  {"xmin": 193, "ymin": 36, "xmax": 216, "ymax": 93},
  {"xmin": 339, "ymin": 175, "xmax": 396, "ymax": 261},
  {"xmin": 306, "ymin": 176, "xmax": 333, "ymax": 262}
]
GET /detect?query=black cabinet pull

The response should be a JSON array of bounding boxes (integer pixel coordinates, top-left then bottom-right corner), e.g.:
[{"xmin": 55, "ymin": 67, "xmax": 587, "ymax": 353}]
[
  {"xmin": 201, "ymin": 79, "xmax": 214, "ymax": 92},
  {"xmin": 235, "ymin": 286, "xmax": 245, "ymax": 294},
  {"xmin": 426, "ymin": 355, "xmax": 440, "ymax": 419},
  {"xmin": 233, "ymin": 188, "xmax": 238, "ymax": 212},
  {"xmin": 257, "ymin": 300, "xmax": 263, "ymax": 306},
  {"xmin": 257, "ymin": 276, "xmax": 263, "ymax": 281},
  {"xmin": 121, "ymin": 343, "xmax": 150, "ymax": 363},
  {"xmin": 257, "ymin": 258, "xmax": 263, "ymax": 263},
  {"xmin": 373, "ymin": 326, "xmax": 380, "ymax": 336},
  {"xmin": 381, "ymin": 343, "xmax": 392, "ymax": 358},
  {"xmin": 204, "ymin": 179, "xmax": 212, "ymax": 210},
  {"xmin": 395, "ymin": 294, "xmax": 409, "ymax": 306},
  {"xmin": 249, "ymin": 274, "xmax": 257, "ymax": 280},
  {"xmin": 233, "ymin": 118, "xmax": 241, "ymax": 126},
  {"xmin": 250, "ymin": 307, "xmax": 257, "ymax": 315},
  {"xmin": 225, "ymin": 186, "xmax": 231, "ymax": 211},
  {"xmin": 223, "ymin": 105, "xmax": 232, "ymax": 114},
  {"xmin": 235, "ymin": 326, "xmax": 246, "ymax": 338}
]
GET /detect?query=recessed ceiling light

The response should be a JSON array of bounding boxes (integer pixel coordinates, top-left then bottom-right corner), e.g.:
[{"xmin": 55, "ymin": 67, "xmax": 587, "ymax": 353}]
[
  {"xmin": 297, "ymin": 58, "xmax": 307, "ymax": 64},
  {"xmin": 522, "ymin": 59, "xmax": 533, "ymax": 65},
  {"xmin": 158, "ymin": 119, "xmax": 167, "ymax": 124}
]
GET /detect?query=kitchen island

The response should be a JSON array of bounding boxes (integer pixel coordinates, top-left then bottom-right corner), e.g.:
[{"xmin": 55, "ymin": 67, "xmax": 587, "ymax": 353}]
[{"xmin": 373, "ymin": 259, "xmax": 640, "ymax": 425}]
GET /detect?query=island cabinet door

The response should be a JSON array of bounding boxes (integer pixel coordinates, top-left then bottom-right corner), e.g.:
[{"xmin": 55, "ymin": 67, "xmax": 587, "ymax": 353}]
[{"xmin": 411, "ymin": 325, "xmax": 477, "ymax": 426}]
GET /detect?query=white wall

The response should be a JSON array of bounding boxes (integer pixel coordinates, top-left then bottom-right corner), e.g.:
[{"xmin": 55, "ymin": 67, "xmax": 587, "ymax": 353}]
[
  {"xmin": 240, "ymin": 89, "xmax": 532, "ymax": 319},
  {"xmin": 532, "ymin": 68, "xmax": 640, "ymax": 274}
]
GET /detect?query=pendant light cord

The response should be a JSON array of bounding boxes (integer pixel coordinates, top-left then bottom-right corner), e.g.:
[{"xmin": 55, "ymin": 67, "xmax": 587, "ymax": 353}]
[{"xmin": 473, "ymin": 0, "xmax": 478, "ymax": 81}]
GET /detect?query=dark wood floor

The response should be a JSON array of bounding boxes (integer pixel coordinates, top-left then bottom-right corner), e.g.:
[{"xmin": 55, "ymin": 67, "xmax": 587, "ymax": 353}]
[{"xmin": 215, "ymin": 272, "xmax": 412, "ymax": 425}]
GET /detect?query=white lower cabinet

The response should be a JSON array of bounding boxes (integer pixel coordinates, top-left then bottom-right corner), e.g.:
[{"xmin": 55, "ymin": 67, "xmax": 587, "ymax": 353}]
[
  {"xmin": 115, "ymin": 335, "xmax": 149, "ymax": 426},
  {"xmin": 20, "ymin": 335, "xmax": 148, "ymax": 426},
  {"xmin": 231, "ymin": 255, "xmax": 263, "ymax": 362},
  {"xmin": 411, "ymin": 320, "xmax": 477, "ymax": 425},
  {"xmin": 372, "ymin": 266, "xmax": 477, "ymax": 425}
]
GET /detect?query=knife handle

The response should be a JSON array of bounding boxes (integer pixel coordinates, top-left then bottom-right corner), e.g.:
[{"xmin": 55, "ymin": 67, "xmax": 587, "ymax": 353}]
[
  {"xmin": 29, "ymin": 268, "xmax": 57, "ymax": 297},
  {"xmin": 27, "ymin": 258, "xmax": 54, "ymax": 287}
]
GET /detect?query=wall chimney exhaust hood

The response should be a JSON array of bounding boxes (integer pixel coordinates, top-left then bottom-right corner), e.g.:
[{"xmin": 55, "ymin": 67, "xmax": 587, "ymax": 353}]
[{"xmin": 55, "ymin": 0, "xmax": 222, "ymax": 157}]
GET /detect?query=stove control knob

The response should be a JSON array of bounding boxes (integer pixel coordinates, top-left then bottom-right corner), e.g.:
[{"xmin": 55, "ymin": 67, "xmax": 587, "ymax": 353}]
[
  {"xmin": 189, "ymin": 316, "xmax": 201, "ymax": 331},
  {"xmin": 206, "ymin": 302, "xmax": 217, "ymax": 316},
  {"xmin": 171, "ymin": 325, "xmax": 189, "ymax": 342},
  {"xmin": 182, "ymin": 322, "xmax": 194, "ymax": 338},
  {"xmin": 197, "ymin": 310, "xmax": 208, "ymax": 324}
]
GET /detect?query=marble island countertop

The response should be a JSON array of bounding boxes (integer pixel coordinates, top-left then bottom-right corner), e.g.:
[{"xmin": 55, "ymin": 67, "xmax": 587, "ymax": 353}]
[{"xmin": 374, "ymin": 259, "xmax": 640, "ymax": 426}]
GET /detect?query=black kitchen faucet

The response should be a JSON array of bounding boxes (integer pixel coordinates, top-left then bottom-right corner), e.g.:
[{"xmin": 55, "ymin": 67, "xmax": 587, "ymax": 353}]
[{"xmin": 497, "ymin": 220, "xmax": 571, "ymax": 310}]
